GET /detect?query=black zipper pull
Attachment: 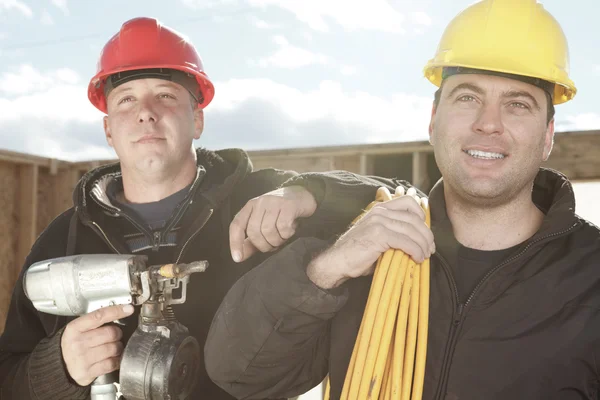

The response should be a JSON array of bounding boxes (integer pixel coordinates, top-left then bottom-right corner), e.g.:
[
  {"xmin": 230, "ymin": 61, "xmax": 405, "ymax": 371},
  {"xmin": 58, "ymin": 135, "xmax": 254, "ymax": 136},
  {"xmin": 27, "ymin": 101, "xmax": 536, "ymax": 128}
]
[
  {"xmin": 454, "ymin": 303, "xmax": 464, "ymax": 325},
  {"xmin": 153, "ymin": 231, "xmax": 161, "ymax": 252}
]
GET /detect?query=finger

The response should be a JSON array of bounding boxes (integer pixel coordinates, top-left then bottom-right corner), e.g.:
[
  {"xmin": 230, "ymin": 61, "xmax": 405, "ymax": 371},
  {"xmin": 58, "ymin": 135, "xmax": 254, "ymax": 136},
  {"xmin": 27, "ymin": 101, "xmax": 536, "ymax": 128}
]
[
  {"xmin": 85, "ymin": 341, "xmax": 124, "ymax": 366},
  {"xmin": 365, "ymin": 210, "xmax": 434, "ymax": 257},
  {"xmin": 275, "ymin": 208, "xmax": 297, "ymax": 240},
  {"xmin": 418, "ymin": 197, "xmax": 435, "ymax": 253},
  {"xmin": 261, "ymin": 209, "xmax": 286, "ymax": 248},
  {"xmin": 383, "ymin": 227, "xmax": 428, "ymax": 263},
  {"xmin": 246, "ymin": 207, "xmax": 275, "ymax": 253},
  {"xmin": 82, "ymin": 325, "xmax": 123, "ymax": 348},
  {"xmin": 239, "ymin": 238, "xmax": 259, "ymax": 262},
  {"xmin": 230, "ymin": 203, "xmax": 254, "ymax": 262},
  {"xmin": 87, "ymin": 356, "xmax": 122, "ymax": 382},
  {"xmin": 353, "ymin": 222, "xmax": 426, "ymax": 263},
  {"xmin": 378, "ymin": 196, "xmax": 426, "ymax": 220},
  {"xmin": 70, "ymin": 305, "xmax": 134, "ymax": 333},
  {"xmin": 384, "ymin": 216, "xmax": 432, "ymax": 258},
  {"xmin": 394, "ymin": 186, "xmax": 406, "ymax": 197}
]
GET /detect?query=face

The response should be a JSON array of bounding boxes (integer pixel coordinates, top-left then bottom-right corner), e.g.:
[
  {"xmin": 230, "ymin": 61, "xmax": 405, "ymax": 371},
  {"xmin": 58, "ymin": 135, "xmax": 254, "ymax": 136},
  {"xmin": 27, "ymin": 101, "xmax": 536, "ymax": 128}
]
[
  {"xmin": 103, "ymin": 78, "xmax": 204, "ymax": 177},
  {"xmin": 429, "ymin": 73, "xmax": 554, "ymax": 206}
]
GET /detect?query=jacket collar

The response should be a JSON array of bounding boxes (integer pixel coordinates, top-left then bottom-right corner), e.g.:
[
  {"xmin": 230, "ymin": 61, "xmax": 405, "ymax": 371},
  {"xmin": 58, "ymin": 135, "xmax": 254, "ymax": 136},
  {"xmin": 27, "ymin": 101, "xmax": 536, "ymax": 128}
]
[
  {"xmin": 71, "ymin": 147, "xmax": 253, "ymax": 231},
  {"xmin": 428, "ymin": 167, "xmax": 580, "ymax": 257}
]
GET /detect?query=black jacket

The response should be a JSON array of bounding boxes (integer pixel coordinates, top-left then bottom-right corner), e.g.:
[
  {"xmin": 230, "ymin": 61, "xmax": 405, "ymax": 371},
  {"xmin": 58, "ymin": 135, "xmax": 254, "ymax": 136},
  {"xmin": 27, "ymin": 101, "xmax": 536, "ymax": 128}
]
[
  {"xmin": 205, "ymin": 168, "xmax": 600, "ymax": 400},
  {"xmin": 0, "ymin": 148, "xmax": 388, "ymax": 400}
]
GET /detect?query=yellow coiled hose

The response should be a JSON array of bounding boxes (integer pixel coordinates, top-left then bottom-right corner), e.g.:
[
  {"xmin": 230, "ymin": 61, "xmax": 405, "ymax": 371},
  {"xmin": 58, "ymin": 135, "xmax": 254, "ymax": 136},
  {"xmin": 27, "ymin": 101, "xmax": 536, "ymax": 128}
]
[{"xmin": 325, "ymin": 186, "xmax": 431, "ymax": 400}]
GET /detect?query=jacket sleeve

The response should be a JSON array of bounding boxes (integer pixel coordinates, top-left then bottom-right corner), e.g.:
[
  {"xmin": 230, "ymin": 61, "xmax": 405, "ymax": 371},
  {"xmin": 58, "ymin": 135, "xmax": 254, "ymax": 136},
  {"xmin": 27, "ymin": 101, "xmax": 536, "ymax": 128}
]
[
  {"xmin": 205, "ymin": 237, "xmax": 349, "ymax": 400},
  {"xmin": 282, "ymin": 171, "xmax": 414, "ymax": 239},
  {"xmin": 0, "ymin": 210, "xmax": 90, "ymax": 400},
  {"xmin": 237, "ymin": 167, "xmax": 414, "ymax": 240}
]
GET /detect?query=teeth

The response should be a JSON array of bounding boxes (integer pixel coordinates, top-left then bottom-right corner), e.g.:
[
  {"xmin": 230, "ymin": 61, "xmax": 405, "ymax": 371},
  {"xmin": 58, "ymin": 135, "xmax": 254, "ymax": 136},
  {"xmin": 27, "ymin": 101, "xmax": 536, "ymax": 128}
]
[{"xmin": 466, "ymin": 149, "xmax": 505, "ymax": 159}]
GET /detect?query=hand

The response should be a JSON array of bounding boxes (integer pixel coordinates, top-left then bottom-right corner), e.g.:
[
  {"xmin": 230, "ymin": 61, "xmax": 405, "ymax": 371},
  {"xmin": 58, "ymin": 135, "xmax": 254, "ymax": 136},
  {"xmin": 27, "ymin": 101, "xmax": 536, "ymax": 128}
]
[
  {"xmin": 61, "ymin": 304, "xmax": 134, "ymax": 386},
  {"xmin": 307, "ymin": 187, "xmax": 435, "ymax": 289},
  {"xmin": 230, "ymin": 186, "xmax": 318, "ymax": 263}
]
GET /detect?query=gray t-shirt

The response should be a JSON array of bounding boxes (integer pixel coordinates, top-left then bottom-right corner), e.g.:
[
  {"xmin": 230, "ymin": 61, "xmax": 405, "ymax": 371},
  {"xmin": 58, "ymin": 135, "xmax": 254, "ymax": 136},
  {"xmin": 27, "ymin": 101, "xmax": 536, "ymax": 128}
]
[{"xmin": 107, "ymin": 180, "xmax": 192, "ymax": 231}]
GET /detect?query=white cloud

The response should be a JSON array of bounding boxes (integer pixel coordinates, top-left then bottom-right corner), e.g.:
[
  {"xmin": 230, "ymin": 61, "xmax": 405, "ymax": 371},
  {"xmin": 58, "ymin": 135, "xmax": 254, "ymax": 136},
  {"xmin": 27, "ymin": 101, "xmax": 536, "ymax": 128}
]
[
  {"xmin": 251, "ymin": 36, "xmax": 359, "ymax": 76},
  {"xmin": 180, "ymin": 0, "xmax": 238, "ymax": 9},
  {"xmin": 203, "ymin": 78, "xmax": 432, "ymax": 149},
  {"xmin": 559, "ymin": 113, "xmax": 600, "ymax": 131},
  {"xmin": 51, "ymin": 0, "xmax": 69, "ymax": 15},
  {"xmin": 180, "ymin": 0, "xmax": 407, "ymax": 33},
  {"xmin": 0, "ymin": 69, "xmax": 432, "ymax": 162},
  {"xmin": 251, "ymin": 35, "xmax": 331, "ymax": 68},
  {"xmin": 248, "ymin": 15, "xmax": 281, "ymax": 29},
  {"xmin": 0, "ymin": 83, "xmax": 100, "ymax": 124},
  {"xmin": 410, "ymin": 11, "xmax": 431, "ymax": 26},
  {"xmin": 0, "ymin": 122, "xmax": 109, "ymax": 163},
  {"xmin": 0, "ymin": 0, "xmax": 33, "ymax": 17},
  {"xmin": 246, "ymin": 0, "xmax": 405, "ymax": 33},
  {"xmin": 0, "ymin": 65, "xmax": 107, "ymax": 161},
  {"xmin": 0, "ymin": 64, "xmax": 81, "ymax": 95},
  {"xmin": 41, "ymin": 9, "xmax": 54, "ymax": 25},
  {"xmin": 340, "ymin": 65, "xmax": 358, "ymax": 76}
]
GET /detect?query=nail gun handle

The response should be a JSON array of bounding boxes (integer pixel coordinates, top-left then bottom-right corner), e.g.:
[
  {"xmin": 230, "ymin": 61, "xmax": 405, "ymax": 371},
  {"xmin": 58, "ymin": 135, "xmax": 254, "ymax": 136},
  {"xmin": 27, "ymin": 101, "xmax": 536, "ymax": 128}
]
[{"xmin": 90, "ymin": 372, "xmax": 119, "ymax": 400}]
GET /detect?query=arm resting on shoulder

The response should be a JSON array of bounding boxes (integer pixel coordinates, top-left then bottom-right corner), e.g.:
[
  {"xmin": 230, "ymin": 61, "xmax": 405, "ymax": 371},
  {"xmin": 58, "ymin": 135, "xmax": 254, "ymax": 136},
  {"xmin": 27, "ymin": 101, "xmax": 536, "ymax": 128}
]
[{"xmin": 205, "ymin": 237, "xmax": 348, "ymax": 400}]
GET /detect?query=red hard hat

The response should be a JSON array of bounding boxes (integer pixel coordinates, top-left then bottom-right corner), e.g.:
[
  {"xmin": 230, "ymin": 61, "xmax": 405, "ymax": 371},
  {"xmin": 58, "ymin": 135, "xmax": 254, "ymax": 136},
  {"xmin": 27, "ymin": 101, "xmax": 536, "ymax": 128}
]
[{"xmin": 88, "ymin": 17, "xmax": 215, "ymax": 113}]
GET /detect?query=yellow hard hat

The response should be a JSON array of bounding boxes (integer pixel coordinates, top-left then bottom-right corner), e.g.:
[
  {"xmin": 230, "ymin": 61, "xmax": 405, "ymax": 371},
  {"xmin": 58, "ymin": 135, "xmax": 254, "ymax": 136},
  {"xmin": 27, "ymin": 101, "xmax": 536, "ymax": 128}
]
[{"xmin": 423, "ymin": 0, "xmax": 577, "ymax": 104}]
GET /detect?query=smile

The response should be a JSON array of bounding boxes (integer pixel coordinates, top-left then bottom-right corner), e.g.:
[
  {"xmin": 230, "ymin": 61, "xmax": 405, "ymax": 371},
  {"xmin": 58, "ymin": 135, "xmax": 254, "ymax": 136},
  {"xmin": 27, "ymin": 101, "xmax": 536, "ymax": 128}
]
[{"xmin": 464, "ymin": 149, "xmax": 506, "ymax": 160}]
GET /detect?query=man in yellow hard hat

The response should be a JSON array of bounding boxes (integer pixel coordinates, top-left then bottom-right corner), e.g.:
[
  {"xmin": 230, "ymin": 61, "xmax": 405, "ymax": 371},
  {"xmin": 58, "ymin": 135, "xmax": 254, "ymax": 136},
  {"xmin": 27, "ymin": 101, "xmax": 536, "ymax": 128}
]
[{"xmin": 204, "ymin": 1, "xmax": 600, "ymax": 399}]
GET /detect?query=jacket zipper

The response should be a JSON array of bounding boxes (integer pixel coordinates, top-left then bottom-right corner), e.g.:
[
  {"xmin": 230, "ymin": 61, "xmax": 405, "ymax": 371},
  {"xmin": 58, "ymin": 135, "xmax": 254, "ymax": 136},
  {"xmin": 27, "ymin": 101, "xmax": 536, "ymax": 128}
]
[
  {"xmin": 90, "ymin": 221, "xmax": 121, "ymax": 254},
  {"xmin": 92, "ymin": 192, "xmax": 194, "ymax": 252},
  {"xmin": 432, "ymin": 253, "xmax": 462, "ymax": 400},
  {"xmin": 176, "ymin": 207, "xmax": 214, "ymax": 263},
  {"xmin": 433, "ymin": 222, "xmax": 579, "ymax": 400},
  {"xmin": 89, "ymin": 205, "xmax": 213, "ymax": 261},
  {"xmin": 92, "ymin": 196, "xmax": 154, "ymax": 236},
  {"xmin": 156, "ymin": 167, "xmax": 207, "ymax": 250},
  {"xmin": 158, "ymin": 195, "xmax": 196, "ymax": 251},
  {"xmin": 84, "ymin": 167, "xmax": 208, "ymax": 255}
]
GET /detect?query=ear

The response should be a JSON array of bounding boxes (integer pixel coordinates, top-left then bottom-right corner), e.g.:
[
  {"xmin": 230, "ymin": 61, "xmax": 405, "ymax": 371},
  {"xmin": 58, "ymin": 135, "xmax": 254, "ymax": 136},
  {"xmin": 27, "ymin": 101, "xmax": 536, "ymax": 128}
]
[
  {"xmin": 542, "ymin": 118, "xmax": 555, "ymax": 161},
  {"xmin": 193, "ymin": 108, "xmax": 204, "ymax": 140},
  {"xmin": 428, "ymin": 103, "xmax": 437, "ymax": 146},
  {"xmin": 103, "ymin": 116, "xmax": 114, "ymax": 148}
]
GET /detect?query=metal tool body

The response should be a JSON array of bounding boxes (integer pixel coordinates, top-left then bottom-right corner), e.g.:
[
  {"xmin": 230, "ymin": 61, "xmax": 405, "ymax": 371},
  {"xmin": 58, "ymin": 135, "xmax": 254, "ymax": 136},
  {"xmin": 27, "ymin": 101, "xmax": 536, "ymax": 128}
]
[{"xmin": 24, "ymin": 254, "xmax": 208, "ymax": 399}]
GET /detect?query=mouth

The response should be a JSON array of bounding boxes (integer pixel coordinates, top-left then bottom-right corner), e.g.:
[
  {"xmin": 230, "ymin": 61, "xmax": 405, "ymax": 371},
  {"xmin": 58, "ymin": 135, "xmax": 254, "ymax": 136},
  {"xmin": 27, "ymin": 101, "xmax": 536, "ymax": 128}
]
[
  {"xmin": 463, "ymin": 149, "xmax": 507, "ymax": 160},
  {"xmin": 136, "ymin": 136, "xmax": 165, "ymax": 144}
]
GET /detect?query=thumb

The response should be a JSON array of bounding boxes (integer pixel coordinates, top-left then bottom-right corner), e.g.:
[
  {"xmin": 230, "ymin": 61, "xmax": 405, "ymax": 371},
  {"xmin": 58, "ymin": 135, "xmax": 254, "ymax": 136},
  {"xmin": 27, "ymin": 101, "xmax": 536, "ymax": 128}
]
[{"xmin": 238, "ymin": 239, "xmax": 259, "ymax": 262}]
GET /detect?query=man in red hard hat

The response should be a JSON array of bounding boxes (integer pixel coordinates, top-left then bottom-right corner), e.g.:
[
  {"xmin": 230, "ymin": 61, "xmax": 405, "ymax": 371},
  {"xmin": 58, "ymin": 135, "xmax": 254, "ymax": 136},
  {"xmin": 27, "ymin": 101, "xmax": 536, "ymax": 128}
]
[{"xmin": 0, "ymin": 17, "xmax": 388, "ymax": 399}]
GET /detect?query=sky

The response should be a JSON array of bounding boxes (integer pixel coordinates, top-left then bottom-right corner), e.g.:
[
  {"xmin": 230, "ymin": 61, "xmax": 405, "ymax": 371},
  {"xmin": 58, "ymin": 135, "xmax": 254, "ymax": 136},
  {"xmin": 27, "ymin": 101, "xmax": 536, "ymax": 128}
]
[
  {"xmin": 1, "ymin": 0, "xmax": 599, "ymax": 161},
  {"xmin": 1, "ymin": 0, "xmax": 598, "ymax": 230}
]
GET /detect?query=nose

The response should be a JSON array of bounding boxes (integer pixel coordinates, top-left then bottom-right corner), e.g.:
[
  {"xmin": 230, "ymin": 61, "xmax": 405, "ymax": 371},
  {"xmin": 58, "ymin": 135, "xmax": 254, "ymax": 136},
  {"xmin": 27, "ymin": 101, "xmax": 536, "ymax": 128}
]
[
  {"xmin": 137, "ymin": 98, "xmax": 158, "ymax": 124},
  {"xmin": 472, "ymin": 102, "xmax": 504, "ymax": 136}
]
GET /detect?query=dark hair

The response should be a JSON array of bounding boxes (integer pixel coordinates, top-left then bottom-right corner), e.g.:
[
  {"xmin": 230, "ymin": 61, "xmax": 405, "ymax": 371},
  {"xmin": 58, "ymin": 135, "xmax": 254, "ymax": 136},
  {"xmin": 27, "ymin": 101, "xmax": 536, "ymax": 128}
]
[{"xmin": 433, "ymin": 82, "xmax": 555, "ymax": 124}]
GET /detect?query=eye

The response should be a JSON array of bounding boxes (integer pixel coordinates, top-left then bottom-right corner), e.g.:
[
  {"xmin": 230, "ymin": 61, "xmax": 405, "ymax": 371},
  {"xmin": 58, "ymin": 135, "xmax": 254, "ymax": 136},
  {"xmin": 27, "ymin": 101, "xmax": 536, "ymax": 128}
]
[
  {"xmin": 457, "ymin": 94, "xmax": 477, "ymax": 102},
  {"xmin": 117, "ymin": 96, "xmax": 134, "ymax": 105},
  {"xmin": 158, "ymin": 93, "xmax": 176, "ymax": 100},
  {"xmin": 509, "ymin": 101, "xmax": 530, "ymax": 110}
]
